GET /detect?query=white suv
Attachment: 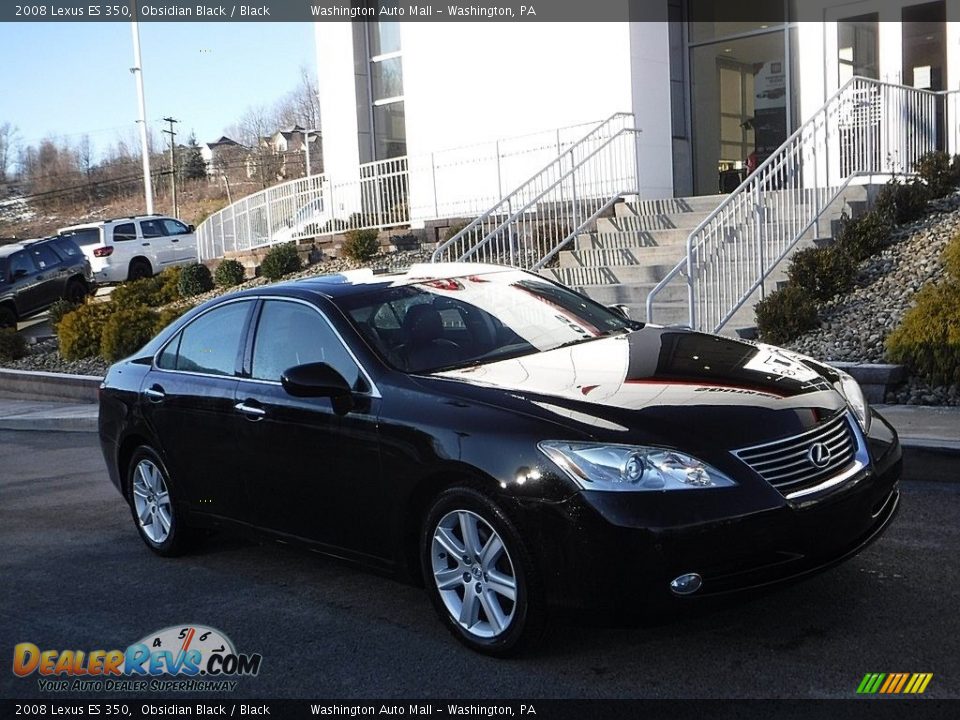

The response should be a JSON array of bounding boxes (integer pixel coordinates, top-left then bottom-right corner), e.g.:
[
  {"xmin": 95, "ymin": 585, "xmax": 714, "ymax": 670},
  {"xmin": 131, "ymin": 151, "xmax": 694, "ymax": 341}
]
[{"xmin": 57, "ymin": 215, "xmax": 197, "ymax": 283}]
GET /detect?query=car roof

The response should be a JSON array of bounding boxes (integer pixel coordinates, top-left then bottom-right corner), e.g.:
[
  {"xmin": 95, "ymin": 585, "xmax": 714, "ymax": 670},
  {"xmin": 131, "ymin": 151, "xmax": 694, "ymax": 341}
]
[
  {"xmin": 0, "ymin": 237, "xmax": 58, "ymax": 258},
  {"xmin": 58, "ymin": 215, "xmax": 172, "ymax": 233},
  {"xmin": 278, "ymin": 262, "xmax": 515, "ymax": 300}
]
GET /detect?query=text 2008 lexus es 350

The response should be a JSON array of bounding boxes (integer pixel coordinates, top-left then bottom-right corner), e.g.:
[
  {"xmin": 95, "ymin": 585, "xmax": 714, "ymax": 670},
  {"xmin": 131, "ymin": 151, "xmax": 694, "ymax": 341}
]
[{"xmin": 98, "ymin": 264, "xmax": 901, "ymax": 655}]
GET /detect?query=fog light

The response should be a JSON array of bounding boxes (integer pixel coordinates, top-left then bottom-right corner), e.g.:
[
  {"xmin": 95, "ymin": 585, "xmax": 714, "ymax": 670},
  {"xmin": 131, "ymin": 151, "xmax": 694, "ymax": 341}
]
[{"xmin": 669, "ymin": 572, "xmax": 702, "ymax": 596}]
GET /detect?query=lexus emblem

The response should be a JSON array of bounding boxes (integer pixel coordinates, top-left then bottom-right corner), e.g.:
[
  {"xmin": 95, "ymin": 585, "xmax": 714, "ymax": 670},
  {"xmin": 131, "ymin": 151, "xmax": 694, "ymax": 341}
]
[{"xmin": 808, "ymin": 442, "xmax": 832, "ymax": 468}]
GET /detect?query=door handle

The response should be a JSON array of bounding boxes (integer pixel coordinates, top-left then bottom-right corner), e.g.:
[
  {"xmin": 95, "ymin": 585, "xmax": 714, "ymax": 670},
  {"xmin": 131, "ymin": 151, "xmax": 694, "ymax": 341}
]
[
  {"xmin": 143, "ymin": 385, "xmax": 166, "ymax": 403},
  {"xmin": 142, "ymin": 242, "xmax": 150, "ymax": 247},
  {"xmin": 171, "ymin": 239, "xmax": 180, "ymax": 243},
  {"xmin": 235, "ymin": 401, "xmax": 266, "ymax": 420}
]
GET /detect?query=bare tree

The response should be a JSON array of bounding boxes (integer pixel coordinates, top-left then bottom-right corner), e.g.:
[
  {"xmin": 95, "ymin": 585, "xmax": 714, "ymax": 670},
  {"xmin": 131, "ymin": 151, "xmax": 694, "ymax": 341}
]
[
  {"xmin": 274, "ymin": 65, "xmax": 321, "ymax": 131},
  {"xmin": 231, "ymin": 104, "xmax": 282, "ymax": 189},
  {"xmin": 0, "ymin": 122, "xmax": 17, "ymax": 184}
]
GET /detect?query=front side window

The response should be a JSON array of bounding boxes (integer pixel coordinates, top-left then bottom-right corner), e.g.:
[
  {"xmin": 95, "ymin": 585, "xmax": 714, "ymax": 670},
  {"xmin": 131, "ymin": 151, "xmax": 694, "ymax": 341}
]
[
  {"xmin": 161, "ymin": 219, "xmax": 190, "ymax": 236},
  {"xmin": 250, "ymin": 300, "xmax": 364, "ymax": 390},
  {"xmin": 157, "ymin": 301, "xmax": 251, "ymax": 376},
  {"xmin": 8, "ymin": 251, "xmax": 37, "ymax": 279}
]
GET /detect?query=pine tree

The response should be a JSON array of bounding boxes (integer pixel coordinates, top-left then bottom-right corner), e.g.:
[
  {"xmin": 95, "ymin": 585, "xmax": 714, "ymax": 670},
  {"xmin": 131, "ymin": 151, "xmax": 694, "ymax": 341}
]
[{"xmin": 181, "ymin": 132, "xmax": 207, "ymax": 181}]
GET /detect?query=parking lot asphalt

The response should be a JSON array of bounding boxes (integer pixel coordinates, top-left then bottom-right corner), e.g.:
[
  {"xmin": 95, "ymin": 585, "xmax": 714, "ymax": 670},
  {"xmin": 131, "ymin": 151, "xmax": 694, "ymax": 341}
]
[{"xmin": 1, "ymin": 429, "xmax": 958, "ymax": 700}]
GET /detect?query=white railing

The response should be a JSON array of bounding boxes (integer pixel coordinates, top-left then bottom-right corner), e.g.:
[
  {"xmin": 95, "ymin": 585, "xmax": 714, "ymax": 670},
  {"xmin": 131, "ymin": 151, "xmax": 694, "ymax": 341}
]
[
  {"xmin": 431, "ymin": 113, "xmax": 638, "ymax": 268},
  {"xmin": 196, "ymin": 117, "xmax": 620, "ymax": 261},
  {"xmin": 646, "ymin": 77, "xmax": 959, "ymax": 333}
]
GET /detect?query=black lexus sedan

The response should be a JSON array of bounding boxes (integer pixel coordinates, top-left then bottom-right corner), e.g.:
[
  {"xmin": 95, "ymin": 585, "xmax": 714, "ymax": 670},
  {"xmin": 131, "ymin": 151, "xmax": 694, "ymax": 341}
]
[{"xmin": 98, "ymin": 264, "xmax": 901, "ymax": 655}]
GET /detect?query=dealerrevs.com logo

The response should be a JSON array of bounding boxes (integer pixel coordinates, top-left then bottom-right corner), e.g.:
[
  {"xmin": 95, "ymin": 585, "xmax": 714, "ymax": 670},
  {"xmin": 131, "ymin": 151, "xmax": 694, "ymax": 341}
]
[{"xmin": 12, "ymin": 624, "xmax": 262, "ymax": 693}]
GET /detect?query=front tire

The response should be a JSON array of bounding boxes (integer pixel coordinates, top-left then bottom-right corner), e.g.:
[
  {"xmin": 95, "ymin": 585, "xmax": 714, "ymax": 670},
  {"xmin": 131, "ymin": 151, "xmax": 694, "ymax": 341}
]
[
  {"xmin": 0, "ymin": 305, "xmax": 15, "ymax": 329},
  {"xmin": 421, "ymin": 486, "xmax": 546, "ymax": 656},
  {"xmin": 64, "ymin": 278, "xmax": 88, "ymax": 304},
  {"xmin": 127, "ymin": 446, "xmax": 191, "ymax": 557}
]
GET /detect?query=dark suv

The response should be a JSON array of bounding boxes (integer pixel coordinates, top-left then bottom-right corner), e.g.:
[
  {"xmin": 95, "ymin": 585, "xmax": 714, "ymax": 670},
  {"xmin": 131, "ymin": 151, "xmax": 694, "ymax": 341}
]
[{"xmin": 0, "ymin": 237, "xmax": 94, "ymax": 328}]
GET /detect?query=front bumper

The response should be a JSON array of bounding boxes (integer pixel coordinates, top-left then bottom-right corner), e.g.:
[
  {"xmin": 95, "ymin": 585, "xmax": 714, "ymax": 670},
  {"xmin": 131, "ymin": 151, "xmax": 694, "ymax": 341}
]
[{"xmin": 520, "ymin": 410, "xmax": 902, "ymax": 611}]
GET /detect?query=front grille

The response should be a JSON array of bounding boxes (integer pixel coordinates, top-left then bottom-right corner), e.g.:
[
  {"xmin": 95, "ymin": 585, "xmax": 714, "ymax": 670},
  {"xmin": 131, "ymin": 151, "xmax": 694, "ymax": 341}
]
[{"xmin": 733, "ymin": 413, "xmax": 857, "ymax": 497}]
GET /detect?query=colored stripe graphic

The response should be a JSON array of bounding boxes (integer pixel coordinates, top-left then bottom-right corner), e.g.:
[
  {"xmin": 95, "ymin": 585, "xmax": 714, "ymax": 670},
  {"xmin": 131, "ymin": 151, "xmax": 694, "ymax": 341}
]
[{"xmin": 857, "ymin": 673, "xmax": 933, "ymax": 694}]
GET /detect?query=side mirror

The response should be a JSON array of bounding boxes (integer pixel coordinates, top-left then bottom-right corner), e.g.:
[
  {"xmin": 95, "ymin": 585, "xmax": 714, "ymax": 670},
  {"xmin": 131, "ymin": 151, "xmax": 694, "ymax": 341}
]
[
  {"xmin": 187, "ymin": 224, "xmax": 196, "ymax": 233},
  {"xmin": 608, "ymin": 303, "xmax": 630, "ymax": 318},
  {"xmin": 281, "ymin": 362, "xmax": 354, "ymax": 413},
  {"xmin": 12, "ymin": 269, "xmax": 28, "ymax": 280}
]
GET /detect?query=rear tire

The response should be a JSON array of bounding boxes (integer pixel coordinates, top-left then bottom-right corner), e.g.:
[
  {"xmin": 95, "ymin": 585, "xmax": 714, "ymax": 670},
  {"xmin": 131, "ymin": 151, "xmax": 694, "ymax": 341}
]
[
  {"xmin": 128, "ymin": 259, "xmax": 152, "ymax": 281},
  {"xmin": 126, "ymin": 446, "xmax": 192, "ymax": 557},
  {"xmin": 64, "ymin": 278, "xmax": 87, "ymax": 304},
  {"xmin": 0, "ymin": 305, "xmax": 15, "ymax": 329},
  {"xmin": 421, "ymin": 485, "xmax": 546, "ymax": 656}
]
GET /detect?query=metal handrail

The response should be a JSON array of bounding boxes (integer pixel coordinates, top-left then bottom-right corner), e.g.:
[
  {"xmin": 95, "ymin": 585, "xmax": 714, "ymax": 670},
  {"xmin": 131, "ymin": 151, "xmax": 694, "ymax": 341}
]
[
  {"xmin": 456, "ymin": 129, "xmax": 641, "ymax": 264},
  {"xmin": 646, "ymin": 76, "xmax": 954, "ymax": 332},
  {"xmin": 431, "ymin": 112, "xmax": 635, "ymax": 263}
]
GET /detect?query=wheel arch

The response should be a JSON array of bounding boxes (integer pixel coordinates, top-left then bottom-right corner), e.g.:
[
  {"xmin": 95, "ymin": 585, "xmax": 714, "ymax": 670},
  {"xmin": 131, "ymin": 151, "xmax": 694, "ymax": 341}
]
[{"xmin": 400, "ymin": 462, "xmax": 505, "ymax": 586}]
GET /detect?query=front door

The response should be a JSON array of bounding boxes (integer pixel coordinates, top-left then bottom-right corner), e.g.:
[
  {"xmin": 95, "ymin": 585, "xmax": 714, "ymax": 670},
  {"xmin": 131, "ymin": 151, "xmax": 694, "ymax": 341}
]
[{"xmin": 234, "ymin": 299, "xmax": 384, "ymax": 558}]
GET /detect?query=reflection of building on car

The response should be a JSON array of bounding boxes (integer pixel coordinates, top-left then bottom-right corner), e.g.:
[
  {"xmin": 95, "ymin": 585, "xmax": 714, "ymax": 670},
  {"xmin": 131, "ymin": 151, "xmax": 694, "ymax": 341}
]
[
  {"xmin": 98, "ymin": 263, "xmax": 901, "ymax": 657},
  {"xmin": 0, "ymin": 236, "xmax": 94, "ymax": 328},
  {"xmin": 58, "ymin": 215, "xmax": 197, "ymax": 284}
]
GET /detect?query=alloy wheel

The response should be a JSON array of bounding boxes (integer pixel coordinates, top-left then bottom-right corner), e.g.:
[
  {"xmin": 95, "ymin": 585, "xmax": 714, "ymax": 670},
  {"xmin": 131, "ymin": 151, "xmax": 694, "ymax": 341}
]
[
  {"xmin": 430, "ymin": 509, "xmax": 518, "ymax": 639},
  {"xmin": 131, "ymin": 458, "xmax": 173, "ymax": 545}
]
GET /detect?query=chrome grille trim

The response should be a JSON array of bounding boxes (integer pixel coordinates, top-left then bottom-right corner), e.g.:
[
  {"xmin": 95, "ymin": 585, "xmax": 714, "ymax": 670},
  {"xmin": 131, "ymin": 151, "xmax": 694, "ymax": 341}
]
[{"xmin": 733, "ymin": 413, "xmax": 865, "ymax": 498}]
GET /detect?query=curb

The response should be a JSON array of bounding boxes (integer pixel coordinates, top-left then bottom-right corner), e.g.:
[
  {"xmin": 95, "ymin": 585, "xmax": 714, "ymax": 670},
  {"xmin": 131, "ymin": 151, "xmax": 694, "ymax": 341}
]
[
  {"xmin": 0, "ymin": 414, "xmax": 97, "ymax": 433},
  {"xmin": 0, "ymin": 368, "xmax": 102, "ymax": 403}
]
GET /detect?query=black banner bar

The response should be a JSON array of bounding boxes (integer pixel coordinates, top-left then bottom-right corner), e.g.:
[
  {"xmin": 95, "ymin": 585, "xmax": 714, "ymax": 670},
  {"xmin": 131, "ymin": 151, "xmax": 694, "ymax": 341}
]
[
  {"xmin": 0, "ymin": 1, "xmax": 871, "ymax": 24},
  {"xmin": 1, "ymin": 699, "xmax": 957, "ymax": 720}
]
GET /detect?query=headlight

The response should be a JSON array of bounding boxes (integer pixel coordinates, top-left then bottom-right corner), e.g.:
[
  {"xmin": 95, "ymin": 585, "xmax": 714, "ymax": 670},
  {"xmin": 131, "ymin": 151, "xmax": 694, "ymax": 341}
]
[
  {"xmin": 539, "ymin": 441, "xmax": 737, "ymax": 492},
  {"xmin": 836, "ymin": 370, "xmax": 871, "ymax": 433}
]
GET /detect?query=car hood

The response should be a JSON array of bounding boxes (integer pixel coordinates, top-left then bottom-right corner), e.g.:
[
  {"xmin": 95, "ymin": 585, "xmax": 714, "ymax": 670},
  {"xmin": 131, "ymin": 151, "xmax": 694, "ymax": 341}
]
[{"xmin": 427, "ymin": 326, "xmax": 847, "ymax": 451}]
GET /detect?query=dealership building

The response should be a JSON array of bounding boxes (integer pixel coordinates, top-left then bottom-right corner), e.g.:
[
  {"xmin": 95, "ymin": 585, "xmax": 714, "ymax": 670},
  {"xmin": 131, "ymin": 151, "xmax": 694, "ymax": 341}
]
[{"xmin": 314, "ymin": 1, "xmax": 959, "ymax": 204}]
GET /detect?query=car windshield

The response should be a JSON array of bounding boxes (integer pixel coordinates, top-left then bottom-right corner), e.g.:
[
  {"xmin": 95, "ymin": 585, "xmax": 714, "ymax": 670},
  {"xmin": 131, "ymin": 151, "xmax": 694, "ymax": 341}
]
[{"xmin": 340, "ymin": 269, "xmax": 635, "ymax": 373}]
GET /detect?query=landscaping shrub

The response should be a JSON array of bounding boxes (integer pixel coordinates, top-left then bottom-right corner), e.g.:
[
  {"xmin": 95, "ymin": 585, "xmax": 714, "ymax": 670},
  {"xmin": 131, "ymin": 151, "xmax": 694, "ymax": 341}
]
[
  {"xmin": 0, "ymin": 328, "xmax": 27, "ymax": 361},
  {"xmin": 755, "ymin": 285, "xmax": 819, "ymax": 346},
  {"xmin": 341, "ymin": 229, "xmax": 380, "ymax": 263},
  {"xmin": 915, "ymin": 151, "xmax": 960, "ymax": 199},
  {"xmin": 178, "ymin": 263, "xmax": 214, "ymax": 297},
  {"xmin": 886, "ymin": 282, "xmax": 960, "ymax": 385},
  {"xmin": 786, "ymin": 246, "xmax": 854, "ymax": 301},
  {"xmin": 47, "ymin": 299, "xmax": 80, "ymax": 329},
  {"xmin": 214, "ymin": 259, "xmax": 246, "ymax": 288},
  {"xmin": 834, "ymin": 211, "xmax": 891, "ymax": 262},
  {"xmin": 943, "ymin": 231, "xmax": 960, "ymax": 278},
  {"xmin": 100, "ymin": 306, "xmax": 159, "ymax": 362},
  {"xmin": 155, "ymin": 304, "xmax": 195, "ymax": 334},
  {"xmin": 873, "ymin": 178, "xmax": 930, "ymax": 225},
  {"xmin": 260, "ymin": 243, "xmax": 302, "ymax": 280},
  {"xmin": 57, "ymin": 301, "xmax": 115, "ymax": 360},
  {"xmin": 112, "ymin": 267, "xmax": 181, "ymax": 308}
]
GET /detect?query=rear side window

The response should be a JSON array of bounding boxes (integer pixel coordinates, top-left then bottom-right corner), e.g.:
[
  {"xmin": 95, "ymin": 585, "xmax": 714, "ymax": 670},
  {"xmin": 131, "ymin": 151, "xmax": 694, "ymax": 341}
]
[
  {"xmin": 49, "ymin": 237, "xmax": 82, "ymax": 260},
  {"xmin": 60, "ymin": 228, "xmax": 101, "ymax": 247},
  {"xmin": 29, "ymin": 244, "xmax": 61, "ymax": 270},
  {"xmin": 140, "ymin": 220, "xmax": 163, "ymax": 239},
  {"xmin": 113, "ymin": 223, "xmax": 136, "ymax": 242},
  {"xmin": 157, "ymin": 301, "xmax": 251, "ymax": 377}
]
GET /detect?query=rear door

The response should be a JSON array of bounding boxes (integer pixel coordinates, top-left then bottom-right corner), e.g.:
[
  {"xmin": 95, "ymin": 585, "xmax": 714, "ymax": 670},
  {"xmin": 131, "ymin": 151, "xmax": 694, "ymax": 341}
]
[
  {"xmin": 139, "ymin": 219, "xmax": 175, "ymax": 268},
  {"xmin": 159, "ymin": 218, "xmax": 197, "ymax": 264},
  {"xmin": 141, "ymin": 299, "xmax": 256, "ymax": 522},
  {"xmin": 109, "ymin": 222, "xmax": 143, "ymax": 277}
]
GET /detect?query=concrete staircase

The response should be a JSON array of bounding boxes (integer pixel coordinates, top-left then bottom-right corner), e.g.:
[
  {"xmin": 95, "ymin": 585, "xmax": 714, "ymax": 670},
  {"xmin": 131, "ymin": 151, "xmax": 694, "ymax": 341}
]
[{"xmin": 541, "ymin": 187, "xmax": 875, "ymax": 336}]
